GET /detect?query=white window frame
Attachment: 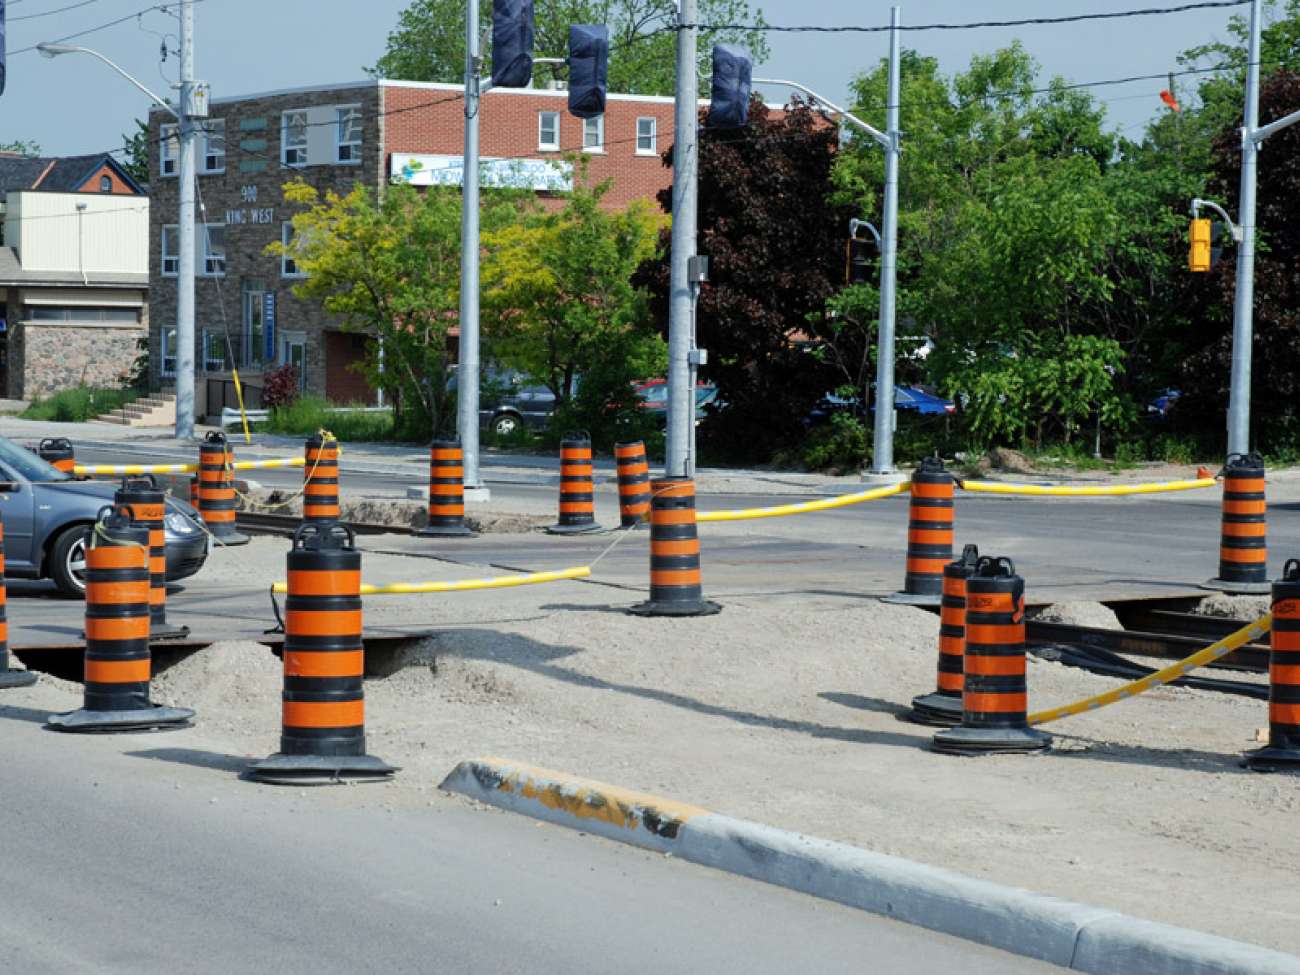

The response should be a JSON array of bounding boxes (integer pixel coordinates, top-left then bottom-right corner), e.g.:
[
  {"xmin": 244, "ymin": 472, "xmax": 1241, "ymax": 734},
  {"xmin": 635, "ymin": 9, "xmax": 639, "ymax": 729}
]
[
  {"xmin": 200, "ymin": 223, "xmax": 226, "ymax": 277},
  {"xmin": 161, "ymin": 326, "xmax": 177, "ymax": 377},
  {"xmin": 200, "ymin": 118, "xmax": 226, "ymax": 174},
  {"xmin": 281, "ymin": 221, "xmax": 305, "ymax": 278},
  {"xmin": 336, "ymin": 106, "xmax": 363, "ymax": 164},
  {"xmin": 538, "ymin": 111, "xmax": 560, "ymax": 151},
  {"xmin": 161, "ymin": 224, "xmax": 178, "ymax": 276},
  {"xmin": 281, "ymin": 329, "xmax": 307, "ymax": 386},
  {"xmin": 636, "ymin": 117, "xmax": 657, "ymax": 155},
  {"xmin": 582, "ymin": 115, "xmax": 604, "ymax": 153},
  {"xmin": 282, "ymin": 110, "xmax": 309, "ymax": 167},
  {"xmin": 160, "ymin": 123, "xmax": 178, "ymax": 176}
]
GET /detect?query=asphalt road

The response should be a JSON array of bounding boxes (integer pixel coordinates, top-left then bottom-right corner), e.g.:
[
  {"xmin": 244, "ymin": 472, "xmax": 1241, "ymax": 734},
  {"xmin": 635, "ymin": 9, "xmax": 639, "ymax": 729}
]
[{"xmin": 0, "ymin": 710, "xmax": 1063, "ymax": 975}]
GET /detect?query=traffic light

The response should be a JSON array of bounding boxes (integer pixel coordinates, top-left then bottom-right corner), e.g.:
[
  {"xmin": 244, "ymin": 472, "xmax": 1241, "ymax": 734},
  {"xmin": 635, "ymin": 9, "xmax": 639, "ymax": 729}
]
[
  {"xmin": 1, "ymin": 0, "xmax": 7, "ymax": 97},
  {"xmin": 846, "ymin": 236, "xmax": 874, "ymax": 285},
  {"xmin": 1189, "ymin": 217, "xmax": 1211, "ymax": 272},
  {"xmin": 567, "ymin": 25, "xmax": 608, "ymax": 119},
  {"xmin": 491, "ymin": 0, "xmax": 535, "ymax": 89},
  {"xmin": 708, "ymin": 44, "xmax": 752, "ymax": 129}
]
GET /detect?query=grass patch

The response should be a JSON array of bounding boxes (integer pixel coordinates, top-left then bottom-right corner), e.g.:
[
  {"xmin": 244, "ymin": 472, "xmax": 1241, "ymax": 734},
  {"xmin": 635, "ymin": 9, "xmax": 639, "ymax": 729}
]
[
  {"xmin": 255, "ymin": 396, "xmax": 396, "ymax": 442},
  {"xmin": 21, "ymin": 386, "xmax": 140, "ymax": 422}
]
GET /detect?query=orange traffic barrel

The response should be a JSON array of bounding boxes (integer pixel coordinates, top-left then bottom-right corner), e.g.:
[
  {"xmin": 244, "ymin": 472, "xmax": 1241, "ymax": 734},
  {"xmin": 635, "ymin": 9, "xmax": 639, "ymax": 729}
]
[
  {"xmin": 116, "ymin": 477, "xmax": 188, "ymax": 640},
  {"xmin": 189, "ymin": 476, "xmax": 199, "ymax": 509},
  {"xmin": 1245, "ymin": 559, "xmax": 1300, "ymax": 771},
  {"xmin": 198, "ymin": 431, "xmax": 249, "ymax": 545},
  {"xmin": 303, "ymin": 433, "xmax": 341, "ymax": 524},
  {"xmin": 38, "ymin": 437, "xmax": 75, "ymax": 475},
  {"xmin": 1205, "ymin": 453, "xmax": 1269, "ymax": 594},
  {"xmin": 909, "ymin": 543, "xmax": 979, "ymax": 726},
  {"xmin": 629, "ymin": 477, "xmax": 721, "ymax": 617},
  {"xmin": 0, "ymin": 514, "xmax": 36, "ymax": 690},
  {"xmin": 47, "ymin": 506, "xmax": 193, "ymax": 732},
  {"xmin": 416, "ymin": 437, "xmax": 475, "ymax": 538},
  {"xmin": 614, "ymin": 440, "xmax": 651, "ymax": 528},
  {"xmin": 248, "ymin": 523, "xmax": 394, "ymax": 784},
  {"xmin": 884, "ymin": 457, "xmax": 953, "ymax": 606},
  {"xmin": 547, "ymin": 432, "xmax": 601, "ymax": 534},
  {"xmin": 932, "ymin": 556, "xmax": 1051, "ymax": 755}
]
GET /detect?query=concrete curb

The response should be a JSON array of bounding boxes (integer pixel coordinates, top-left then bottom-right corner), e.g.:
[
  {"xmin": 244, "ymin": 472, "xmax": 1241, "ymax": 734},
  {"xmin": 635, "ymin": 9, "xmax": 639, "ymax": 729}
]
[{"xmin": 441, "ymin": 758, "xmax": 1300, "ymax": 975}]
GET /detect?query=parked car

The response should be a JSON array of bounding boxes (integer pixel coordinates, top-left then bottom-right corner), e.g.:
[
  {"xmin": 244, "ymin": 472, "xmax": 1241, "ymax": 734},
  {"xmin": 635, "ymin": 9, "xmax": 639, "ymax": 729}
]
[
  {"xmin": 806, "ymin": 385, "xmax": 956, "ymax": 425},
  {"xmin": 1, "ymin": 436, "xmax": 208, "ymax": 597},
  {"xmin": 447, "ymin": 367, "xmax": 573, "ymax": 437},
  {"xmin": 633, "ymin": 378, "xmax": 719, "ymax": 426}
]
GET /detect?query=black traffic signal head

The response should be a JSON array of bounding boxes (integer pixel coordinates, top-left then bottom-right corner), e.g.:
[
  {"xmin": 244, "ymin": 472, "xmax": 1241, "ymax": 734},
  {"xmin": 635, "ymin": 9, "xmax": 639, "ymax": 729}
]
[
  {"xmin": 846, "ymin": 236, "xmax": 875, "ymax": 285},
  {"xmin": 567, "ymin": 24, "xmax": 609, "ymax": 119},
  {"xmin": 708, "ymin": 45, "xmax": 752, "ymax": 129},
  {"xmin": 491, "ymin": 0, "xmax": 535, "ymax": 89},
  {"xmin": 1, "ymin": 0, "xmax": 7, "ymax": 98}
]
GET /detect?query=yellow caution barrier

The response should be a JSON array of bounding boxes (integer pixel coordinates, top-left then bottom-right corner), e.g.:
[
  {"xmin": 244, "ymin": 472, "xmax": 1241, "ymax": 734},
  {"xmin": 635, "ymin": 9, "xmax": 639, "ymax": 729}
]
[
  {"xmin": 74, "ymin": 462, "xmax": 196, "ymax": 476},
  {"xmin": 961, "ymin": 477, "xmax": 1216, "ymax": 497},
  {"xmin": 696, "ymin": 482, "xmax": 907, "ymax": 523},
  {"xmin": 1027, "ymin": 613, "xmax": 1271, "ymax": 725},
  {"xmin": 230, "ymin": 457, "xmax": 306, "ymax": 471},
  {"xmin": 271, "ymin": 565, "xmax": 591, "ymax": 595}
]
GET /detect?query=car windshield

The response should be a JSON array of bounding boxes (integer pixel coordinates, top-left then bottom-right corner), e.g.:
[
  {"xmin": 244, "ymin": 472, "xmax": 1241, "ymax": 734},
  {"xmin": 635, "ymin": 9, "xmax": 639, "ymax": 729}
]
[{"xmin": 0, "ymin": 436, "xmax": 72, "ymax": 482}]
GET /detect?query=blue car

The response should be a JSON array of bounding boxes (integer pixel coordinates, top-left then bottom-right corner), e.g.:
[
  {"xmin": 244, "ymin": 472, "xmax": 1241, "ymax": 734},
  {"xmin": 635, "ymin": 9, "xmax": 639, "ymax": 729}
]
[{"xmin": 806, "ymin": 386, "xmax": 956, "ymax": 425}]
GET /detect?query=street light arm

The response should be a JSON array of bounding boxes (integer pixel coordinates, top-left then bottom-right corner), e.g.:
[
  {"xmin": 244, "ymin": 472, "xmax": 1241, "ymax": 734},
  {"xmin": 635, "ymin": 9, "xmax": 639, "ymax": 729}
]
[
  {"xmin": 1251, "ymin": 106, "xmax": 1300, "ymax": 144},
  {"xmin": 752, "ymin": 76, "xmax": 891, "ymax": 149},
  {"xmin": 1192, "ymin": 197, "xmax": 1244, "ymax": 241},
  {"xmin": 36, "ymin": 42, "xmax": 178, "ymax": 117}
]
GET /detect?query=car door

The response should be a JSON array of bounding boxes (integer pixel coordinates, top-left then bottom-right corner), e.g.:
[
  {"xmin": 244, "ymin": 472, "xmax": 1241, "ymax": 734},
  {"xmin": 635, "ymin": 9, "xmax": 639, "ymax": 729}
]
[{"xmin": 0, "ymin": 459, "xmax": 37, "ymax": 571}]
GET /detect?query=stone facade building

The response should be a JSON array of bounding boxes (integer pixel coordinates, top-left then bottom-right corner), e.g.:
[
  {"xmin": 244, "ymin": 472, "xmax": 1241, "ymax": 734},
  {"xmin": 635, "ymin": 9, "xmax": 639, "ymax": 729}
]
[{"xmin": 146, "ymin": 79, "xmax": 678, "ymax": 420}]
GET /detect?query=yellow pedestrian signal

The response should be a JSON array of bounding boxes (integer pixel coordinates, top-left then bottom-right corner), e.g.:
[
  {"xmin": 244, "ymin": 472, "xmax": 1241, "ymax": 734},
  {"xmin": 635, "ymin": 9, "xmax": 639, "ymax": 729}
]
[{"xmin": 1189, "ymin": 218, "xmax": 1211, "ymax": 272}]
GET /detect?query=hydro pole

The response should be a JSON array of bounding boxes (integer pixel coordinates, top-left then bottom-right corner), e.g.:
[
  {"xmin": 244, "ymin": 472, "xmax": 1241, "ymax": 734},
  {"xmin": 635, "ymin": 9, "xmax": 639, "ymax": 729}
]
[
  {"xmin": 870, "ymin": 6, "xmax": 902, "ymax": 475},
  {"xmin": 176, "ymin": 0, "xmax": 196, "ymax": 439},
  {"xmin": 666, "ymin": 0, "xmax": 698, "ymax": 477},
  {"xmin": 457, "ymin": 0, "xmax": 485, "ymax": 490}
]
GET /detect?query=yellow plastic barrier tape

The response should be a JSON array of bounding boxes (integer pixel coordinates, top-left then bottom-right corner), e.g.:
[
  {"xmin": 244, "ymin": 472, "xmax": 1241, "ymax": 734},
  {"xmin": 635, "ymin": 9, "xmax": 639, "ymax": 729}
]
[
  {"xmin": 229, "ymin": 457, "xmax": 306, "ymax": 471},
  {"xmin": 74, "ymin": 462, "xmax": 197, "ymax": 475},
  {"xmin": 961, "ymin": 477, "xmax": 1216, "ymax": 497},
  {"xmin": 1027, "ymin": 612, "xmax": 1271, "ymax": 725},
  {"xmin": 271, "ymin": 565, "xmax": 591, "ymax": 595},
  {"xmin": 696, "ymin": 482, "xmax": 907, "ymax": 522}
]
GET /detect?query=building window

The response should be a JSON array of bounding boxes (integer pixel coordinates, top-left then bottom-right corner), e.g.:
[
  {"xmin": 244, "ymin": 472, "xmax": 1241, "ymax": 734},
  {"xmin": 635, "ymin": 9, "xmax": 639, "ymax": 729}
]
[
  {"xmin": 201, "ymin": 119, "xmax": 226, "ymax": 173},
  {"xmin": 582, "ymin": 115, "xmax": 604, "ymax": 152},
  {"xmin": 242, "ymin": 280, "xmax": 266, "ymax": 367},
  {"xmin": 282, "ymin": 110, "xmax": 308, "ymax": 167},
  {"xmin": 161, "ymin": 225, "xmax": 178, "ymax": 276},
  {"xmin": 161, "ymin": 327, "xmax": 177, "ymax": 376},
  {"xmin": 538, "ymin": 111, "xmax": 560, "ymax": 151},
  {"xmin": 99, "ymin": 174, "xmax": 113, "ymax": 193},
  {"xmin": 336, "ymin": 106, "xmax": 362, "ymax": 163},
  {"xmin": 636, "ymin": 117, "xmax": 657, "ymax": 155},
  {"xmin": 200, "ymin": 224, "xmax": 225, "ymax": 276},
  {"xmin": 201, "ymin": 329, "xmax": 228, "ymax": 372},
  {"xmin": 281, "ymin": 222, "xmax": 305, "ymax": 278},
  {"xmin": 24, "ymin": 306, "xmax": 139, "ymax": 323},
  {"xmin": 160, "ymin": 124, "xmax": 178, "ymax": 176}
]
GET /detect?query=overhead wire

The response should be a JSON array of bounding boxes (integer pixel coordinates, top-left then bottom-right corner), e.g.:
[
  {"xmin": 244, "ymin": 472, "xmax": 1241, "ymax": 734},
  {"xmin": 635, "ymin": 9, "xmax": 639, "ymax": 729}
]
[{"xmin": 6, "ymin": 0, "xmax": 204, "ymax": 56}]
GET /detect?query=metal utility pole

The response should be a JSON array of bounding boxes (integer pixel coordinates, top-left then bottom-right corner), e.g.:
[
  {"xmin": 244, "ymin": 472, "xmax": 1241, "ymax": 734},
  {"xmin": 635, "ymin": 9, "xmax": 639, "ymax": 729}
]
[
  {"xmin": 176, "ymin": 0, "xmax": 196, "ymax": 439},
  {"xmin": 666, "ymin": 0, "xmax": 698, "ymax": 477},
  {"xmin": 1227, "ymin": 0, "xmax": 1262, "ymax": 458},
  {"xmin": 457, "ymin": 0, "xmax": 485, "ymax": 489},
  {"xmin": 869, "ymin": 5, "xmax": 902, "ymax": 475}
]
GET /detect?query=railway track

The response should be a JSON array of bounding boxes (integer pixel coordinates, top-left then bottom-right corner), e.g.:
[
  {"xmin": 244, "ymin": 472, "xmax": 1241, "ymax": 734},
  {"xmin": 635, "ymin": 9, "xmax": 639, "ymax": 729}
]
[{"xmin": 235, "ymin": 511, "xmax": 415, "ymax": 537}]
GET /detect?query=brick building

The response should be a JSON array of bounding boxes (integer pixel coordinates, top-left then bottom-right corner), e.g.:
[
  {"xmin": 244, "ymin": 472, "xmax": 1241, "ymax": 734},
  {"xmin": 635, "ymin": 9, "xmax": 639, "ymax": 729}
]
[{"xmin": 146, "ymin": 79, "xmax": 678, "ymax": 418}]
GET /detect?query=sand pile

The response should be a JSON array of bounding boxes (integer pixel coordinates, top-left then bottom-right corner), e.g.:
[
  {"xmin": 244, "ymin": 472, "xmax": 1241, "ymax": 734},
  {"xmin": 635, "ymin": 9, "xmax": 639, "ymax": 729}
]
[
  {"xmin": 1029, "ymin": 601, "xmax": 1121, "ymax": 630},
  {"xmin": 1194, "ymin": 592, "xmax": 1271, "ymax": 619},
  {"xmin": 151, "ymin": 641, "xmax": 282, "ymax": 739}
]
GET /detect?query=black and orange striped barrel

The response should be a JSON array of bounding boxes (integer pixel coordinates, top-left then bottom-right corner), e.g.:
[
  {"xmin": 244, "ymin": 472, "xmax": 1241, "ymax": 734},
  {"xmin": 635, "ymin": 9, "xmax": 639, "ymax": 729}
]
[
  {"xmin": 115, "ymin": 477, "xmax": 174, "ymax": 636},
  {"xmin": 888, "ymin": 457, "xmax": 953, "ymax": 605},
  {"xmin": 303, "ymin": 433, "xmax": 341, "ymax": 524},
  {"xmin": 38, "ymin": 437, "xmax": 75, "ymax": 475},
  {"xmin": 548, "ymin": 432, "xmax": 601, "ymax": 534},
  {"xmin": 1245, "ymin": 559, "xmax": 1300, "ymax": 771},
  {"xmin": 416, "ymin": 437, "xmax": 474, "ymax": 537},
  {"xmin": 198, "ymin": 431, "xmax": 247, "ymax": 543},
  {"xmin": 614, "ymin": 440, "xmax": 651, "ymax": 528},
  {"xmin": 0, "ymin": 513, "xmax": 36, "ymax": 689},
  {"xmin": 1212, "ymin": 453, "xmax": 1268, "ymax": 591},
  {"xmin": 932, "ymin": 556, "xmax": 1050, "ymax": 754},
  {"xmin": 629, "ymin": 477, "xmax": 720, "ymax": 617},
  {"xmin": 910, "ymin": 543, "xmax": 979, "ymax": 726},
  {"xmin": 189, "ymin": 476, "xmax": 200, "ymax": 509}
]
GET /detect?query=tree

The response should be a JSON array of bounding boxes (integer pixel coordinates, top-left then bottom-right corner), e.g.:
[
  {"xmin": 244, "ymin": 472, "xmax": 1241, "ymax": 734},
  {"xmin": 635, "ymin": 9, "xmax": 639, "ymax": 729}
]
[
  {"xmin": 120, "ymin": 120, "xmax": 150, "ymax": 185},
  {"xmin": 0, "ymin": 139, "xmax": 41, "ymax": 156},
  {"xmin": 268, "ymin": 179, "xmax": 528, "ymax": 438},
  {"xmin": 368, "ymin": 0, "xmax": 768, "ymax": 97},
  {"xmin": 482, "ymin": 172, "xmax": 665, "ymax": 445},
  {"xmin": 635, "ymin": 99, "xmax": 855, "ymax": 461}
]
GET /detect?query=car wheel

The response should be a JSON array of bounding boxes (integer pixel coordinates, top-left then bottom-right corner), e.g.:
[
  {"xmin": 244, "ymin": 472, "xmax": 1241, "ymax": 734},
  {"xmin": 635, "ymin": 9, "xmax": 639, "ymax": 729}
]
[
  {"xmin": 492, "ymin": 413, "xmax": 521, "ymax": 437},
  {"xmin": 49, "ymin": 524, "xmax": 91, "ymax": 598}
]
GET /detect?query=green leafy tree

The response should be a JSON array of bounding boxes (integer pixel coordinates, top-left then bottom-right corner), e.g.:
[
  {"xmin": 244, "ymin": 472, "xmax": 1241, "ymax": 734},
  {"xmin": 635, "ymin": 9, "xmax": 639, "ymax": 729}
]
[
  {"xmin": 0, "ymin": 139, "xmax": 41, "ymax": 156},
  {"xmin": 120, "ymin": 120, "xmax": 150, "ymax": 186},
  {"xmin": 368, "ymin": 0, "xmax": 768, "ymax": 97}
]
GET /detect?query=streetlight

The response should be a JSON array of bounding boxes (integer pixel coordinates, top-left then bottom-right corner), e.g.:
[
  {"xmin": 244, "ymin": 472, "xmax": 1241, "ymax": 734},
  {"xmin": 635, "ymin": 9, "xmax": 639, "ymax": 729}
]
[{"xmin": 37, "ymin": 4, "xmax": 201, "ymax": 440}]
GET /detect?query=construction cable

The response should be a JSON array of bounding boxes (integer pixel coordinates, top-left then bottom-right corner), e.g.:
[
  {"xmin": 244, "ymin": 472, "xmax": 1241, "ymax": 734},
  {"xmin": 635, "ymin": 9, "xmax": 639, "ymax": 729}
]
[
  {"xmin": 959, "ymin": 477, "xmax": 1216, "ymax": 497},
  {"xmin": 696, "ymin": 482, "xmax": 908, "ymax": 522}
]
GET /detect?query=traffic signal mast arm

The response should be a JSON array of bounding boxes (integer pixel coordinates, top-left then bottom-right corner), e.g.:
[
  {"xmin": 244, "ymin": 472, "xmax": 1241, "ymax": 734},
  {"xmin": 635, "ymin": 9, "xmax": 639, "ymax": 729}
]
[
  {"xmin": 752, "ymin": 77, "xmax": 892, "ymax": 150},
  {"xmin": 1191, "ymin": 199, "xmax": 1242, "ymax": 242}
]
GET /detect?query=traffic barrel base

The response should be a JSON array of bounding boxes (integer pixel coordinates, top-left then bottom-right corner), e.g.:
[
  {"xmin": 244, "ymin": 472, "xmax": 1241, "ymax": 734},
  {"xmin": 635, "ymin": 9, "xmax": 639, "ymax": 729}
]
[
  {"xmin": 628, "ymin": 477, "xmax": 721, "ymax": 617},
  {"xmin": 198, "ymin": 431, "xmax": 250, "ymax": 546},
  {"xmin": 46, "ymin": 704, "xmax": 194, "ymax": 733},
  {"xmin": 0, "ymin": 670, "xmax": 37, "ymax": 689},
  {"xmin": 246, "ymin": 753, "xmax": 397, "ymax": 785},
  {"xmin": 0, "ymin": 512, "xmax": 37, "ymax": 689},
  {"xmin": 547, "ymin": 433, "xmax": 602, "ymax": 535},
  {"xmin": 909, "ymin": 543, "xmax": 980, "ymax": 727},
  {"xmin": 1244, "ymin": 559, "xmax": 1300, "ymax": 773},
  {"xmin": 883, "ymin": 457, "xmax": 954, "ymax": 608},
  {"xmin": 415, "ymin": 437, "xmax": 476, "ymax": 538},
  {"xmin": 931, "ymin": 556, "xmax": 1051, "ymax": 756},
  {"xmin": 1204, "ymin": 453, "xmax": 1270, "ymax": 594}
]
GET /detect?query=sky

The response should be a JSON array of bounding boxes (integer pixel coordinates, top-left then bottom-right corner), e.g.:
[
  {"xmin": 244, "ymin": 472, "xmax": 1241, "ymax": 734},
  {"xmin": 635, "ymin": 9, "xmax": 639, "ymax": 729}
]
[{"xmin": 0, "ymin": 0, "xmax": 1249, "ymax": 158}]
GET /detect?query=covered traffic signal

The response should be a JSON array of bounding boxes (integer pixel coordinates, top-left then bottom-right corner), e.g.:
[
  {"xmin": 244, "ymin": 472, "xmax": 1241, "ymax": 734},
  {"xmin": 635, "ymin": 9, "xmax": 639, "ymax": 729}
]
[
  {"xmin": 708, "ymin": 45, "xmax": 752, "ymax": 129},
  {"xmin": 846, "ymin": 236, "xmax": 875, "ymax": 285},
  {"xmin": 1, "ymin": 0, "xmax": 7, "ymax": 97},
  {"xmin": 567, "ymin": 25, "xmax": 608, "ymax": 119},
  {"xmin": 1189, "ymin": 217, "xmax": 1211, "ymax": 272},
  {"xmin": 491, "ymin": 0, "xmax": 535, "ymax": 88}
]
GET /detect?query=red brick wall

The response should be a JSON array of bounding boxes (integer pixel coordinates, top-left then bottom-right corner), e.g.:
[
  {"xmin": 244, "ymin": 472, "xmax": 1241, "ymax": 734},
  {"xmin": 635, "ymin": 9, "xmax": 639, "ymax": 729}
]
[
  {"xmin": 381, "ymin": 83, "xmax": 675, "ymax": 210},
  {"xmin": 78, "ymin": 163, "xmax": 136, "ymax": 194}
]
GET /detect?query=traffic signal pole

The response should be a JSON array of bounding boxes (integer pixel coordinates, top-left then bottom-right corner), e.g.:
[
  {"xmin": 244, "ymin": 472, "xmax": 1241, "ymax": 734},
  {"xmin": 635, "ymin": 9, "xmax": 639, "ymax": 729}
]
[
  {"xmin": 457, "ymin": 0, "xmax": 486, "ymax": 493},
  {"xmin": 871, "ymin": 5, "xmax": 902, "ymax": 475}
]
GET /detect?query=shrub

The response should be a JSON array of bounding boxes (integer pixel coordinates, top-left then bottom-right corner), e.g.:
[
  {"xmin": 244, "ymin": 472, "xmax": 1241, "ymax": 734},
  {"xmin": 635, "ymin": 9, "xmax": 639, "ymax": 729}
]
[
  {"xmin": 258, "ymin": 396, "xmax": 395, "ymax": 441},
  {"xmin": 262, "ymin": 365, "xmax": 301, "ymax": 409},
  {"xmin": 21, "ymin": 385, "xmax": 139, "ymax": 423},
  {"xmin": 801, "ymin": 411, "xmax": 868, "ymax": 472}
]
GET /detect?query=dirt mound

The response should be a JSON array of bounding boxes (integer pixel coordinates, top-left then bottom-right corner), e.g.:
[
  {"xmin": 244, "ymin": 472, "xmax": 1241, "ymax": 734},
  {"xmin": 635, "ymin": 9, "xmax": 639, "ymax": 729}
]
[
  {"xmin": 368, "ymin": 635, "xmax": 520, "ymax": 708},
  {"xmin": 1194, "ymin": 592, "xmax": 1271, "ymax": 619},
  {"xmin": 984, "ymin": 446, "xmax": 1035, "ymax": 473},
  {"xmin": 467, "ymin": 513, "xmax": 551, "ymax": 534},
  {"xmin": 150, "ymin": 641, "xmax": 282, "ymax": 737},
  {"xmin": 1030, "ymin": 601, "xmax": 1121, "ymax": 630}
]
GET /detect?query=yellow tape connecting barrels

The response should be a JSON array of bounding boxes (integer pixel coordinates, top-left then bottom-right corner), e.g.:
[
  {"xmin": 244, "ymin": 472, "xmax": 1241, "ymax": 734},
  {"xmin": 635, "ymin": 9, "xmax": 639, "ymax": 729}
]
[
  {"xmin": 271, "ymin": 565, "xmax": 591, "ymax": 595},
  {"xmin": 74, "ymin": 456, "xmax": 306, "ymax": 476},
  {"xmin": 696, "ymin": 482, "xmax": 907, "ymax": 522},
  {"xmin": 961, "ymin": 477, "xmax": 1217, "ymax": 497},
  {"xmin": 1027, "ymin": 612, "xmax": 1271, "ymax": 725}
]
